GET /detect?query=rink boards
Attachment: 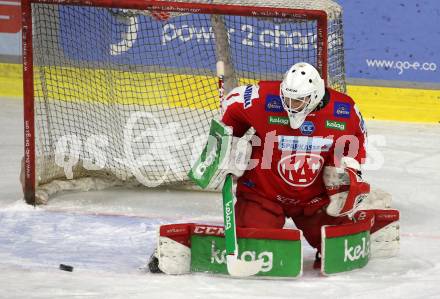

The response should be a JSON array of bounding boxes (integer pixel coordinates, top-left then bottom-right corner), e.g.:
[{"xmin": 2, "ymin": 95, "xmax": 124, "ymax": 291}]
[{"xmin": 1, "ymin": 62, "xmax": 439, "ymax": 123}]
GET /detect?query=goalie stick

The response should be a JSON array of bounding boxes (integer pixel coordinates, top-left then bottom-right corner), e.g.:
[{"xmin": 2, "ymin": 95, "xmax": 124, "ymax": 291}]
[
  {"xmin": 222, "ymin": 174, "xmax": 264, "ymax": 277},
  {"xmin": 217, "ymin": 61, "xmax": 226, "ymax": 115},
  {"xmin": 217, "ymin": 61, "xmax": 263, "ymax": 277}
]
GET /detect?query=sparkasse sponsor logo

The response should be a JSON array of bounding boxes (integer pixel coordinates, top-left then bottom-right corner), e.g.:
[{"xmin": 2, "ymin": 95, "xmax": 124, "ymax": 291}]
[
  {"xmin": 268, "ymin": 116, "xmax": 289, "ymax": 126},
  {"xmin": 326, "ymin": 120, "xmax": 346, "ymax": 131},
  {"xmin": 277, "ymin": 135, "xmax": 333, "ymax": 152}
]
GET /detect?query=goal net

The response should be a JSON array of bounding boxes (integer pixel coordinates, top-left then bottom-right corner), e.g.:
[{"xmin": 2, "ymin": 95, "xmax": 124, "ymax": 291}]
[{"xmin": 22, "ymin": 0, "xmax": 345, "ymax": 204}]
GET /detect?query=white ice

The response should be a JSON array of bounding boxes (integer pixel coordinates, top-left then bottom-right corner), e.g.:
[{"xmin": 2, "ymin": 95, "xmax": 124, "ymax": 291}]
[{"xmin": 1, "ymin": 97, "xmax": 440, "ymax": 298}]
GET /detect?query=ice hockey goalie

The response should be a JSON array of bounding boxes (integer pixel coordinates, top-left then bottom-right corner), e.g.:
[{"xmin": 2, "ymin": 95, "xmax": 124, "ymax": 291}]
[{"xmin": 150, "ymin": 62, "xmax": 399, "ymax": 275}]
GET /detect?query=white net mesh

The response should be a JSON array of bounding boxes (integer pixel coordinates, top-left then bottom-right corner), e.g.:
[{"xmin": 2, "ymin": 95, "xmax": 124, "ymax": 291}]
[{"xmin": 27, "ymin": 0, "xmax": 345, "ymax": 203}]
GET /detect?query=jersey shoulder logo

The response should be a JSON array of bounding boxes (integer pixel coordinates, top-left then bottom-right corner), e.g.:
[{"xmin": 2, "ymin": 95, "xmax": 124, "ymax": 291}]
[
  {"xmin": 334, "ymin": 101, "xmax": 351, "ymax": 118},
  {"xmin": 265, "ymin": 95, "xmax": 284, "ymax": 112},
  {"xmin": 243, "ymin": 85, "xmax": 254, "ymax": 109},
  {"xmin": 277, "ymin": 153, "xmax": 324, "ymax": 187},
  {"xmin": 222, "ymin": 85, "xmax": 259, "ymax": 112}
]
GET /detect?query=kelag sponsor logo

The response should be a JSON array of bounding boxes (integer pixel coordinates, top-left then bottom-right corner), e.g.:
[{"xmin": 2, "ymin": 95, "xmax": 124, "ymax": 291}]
[
  {"xmin": 334, "ymin": 102, "xmax": 350, "ymax": 118},
  {"xmin": 265, "ymin": 95, "xmax": 284, "ymax": 112},
  {"xmin": 344, "ymin": 237, "xmax": 370, "ymax": 262},
  {"xmin": 300, "ymin": 121, "xmax": 315, "ymax": 135},
  {"xmin": 268, "ymin": 116, "xmax": 289, "ymax": 126},
  {"xmin": 224, "ymin": 200, "xmax": 233, "ymax": 230},
  {"xmin": 326, "ymin": 120, "xmax": 346, "ymax": 131},
  {"xmin": 211, "ymin": 249, "xmax": 274, "ymax": 272},
  {"xmin": 278, "ymin": 136, "xmax": 333, "ymax": 152}
]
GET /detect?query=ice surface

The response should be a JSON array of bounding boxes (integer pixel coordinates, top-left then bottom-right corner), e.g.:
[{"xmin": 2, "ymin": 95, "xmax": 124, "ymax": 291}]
[{"xmin": 1, "ymin": 97, "xmax": 440, "ymax": 298}]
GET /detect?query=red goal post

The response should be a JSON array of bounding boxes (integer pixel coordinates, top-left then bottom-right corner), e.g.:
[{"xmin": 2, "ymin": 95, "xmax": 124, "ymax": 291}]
[{"xmin": 22, "ymin": 0, "xmax": 345, "ymax": 204}]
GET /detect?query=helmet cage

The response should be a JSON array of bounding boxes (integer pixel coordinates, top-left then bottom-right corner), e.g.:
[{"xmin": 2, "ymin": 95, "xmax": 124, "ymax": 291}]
[{"xmin": 280, "ymin": 91, "xmax": 312, "ymax": 114}]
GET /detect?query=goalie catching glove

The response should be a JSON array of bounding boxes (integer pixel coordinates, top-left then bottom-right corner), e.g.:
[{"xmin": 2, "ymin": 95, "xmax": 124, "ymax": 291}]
[
  {"xmin": 323, "ymin": 157, "xmax": 370, "ymax": 217},
  {"xmin": 189, "ymin": 119, "xmax": 252, "ymax": 190}
]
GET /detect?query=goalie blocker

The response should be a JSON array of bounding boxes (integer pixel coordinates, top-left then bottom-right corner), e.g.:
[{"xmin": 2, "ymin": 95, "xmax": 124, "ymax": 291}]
[{"xmin": 188, "ymin": 119, "xmax": 251, "ymax": 190}]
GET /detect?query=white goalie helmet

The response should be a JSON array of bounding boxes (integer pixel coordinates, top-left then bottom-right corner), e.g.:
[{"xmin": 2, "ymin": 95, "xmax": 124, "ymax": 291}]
[{"xmin": 280, "ymin": 62, "xmax": 325, "ymax": 129}]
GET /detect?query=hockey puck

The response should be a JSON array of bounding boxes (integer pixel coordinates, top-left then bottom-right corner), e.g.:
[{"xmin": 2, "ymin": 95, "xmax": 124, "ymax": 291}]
[{"xmin": 59, "ymin": 264, "xmax": 74, "ymax": 272}]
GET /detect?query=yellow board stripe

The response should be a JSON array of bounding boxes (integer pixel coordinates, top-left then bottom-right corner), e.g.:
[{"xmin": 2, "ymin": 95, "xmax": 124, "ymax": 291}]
[
  {"xmin": 32, "ymin": 66, "xmax": 220, "ymax": 110},
  {"xmin": 0, "ymin": 63, "xmax": 23, "ymax": 98},
  {"xmin": 347, "ymin": 85, "xmax": 440, "ymax": 123},
  {"xmin": 1, "ymin": 63, "xmax": 439, "ymax": 123}
]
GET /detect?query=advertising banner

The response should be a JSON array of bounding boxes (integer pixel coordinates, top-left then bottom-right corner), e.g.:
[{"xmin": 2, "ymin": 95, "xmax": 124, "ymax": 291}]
[
  {"xmin": 0, "ymin": 0, "xmax": 439, "ymax": 84},
  {"xmin": 339, "ymin": 0, "xmax": 439, "ymax": 84},
  {"xmin": 58, "ymin": 7, "xmax": 317, "ymax": 75},
  {"xmin": 0, "ymin": 0, "xmax": 21, "ymax": 57}
]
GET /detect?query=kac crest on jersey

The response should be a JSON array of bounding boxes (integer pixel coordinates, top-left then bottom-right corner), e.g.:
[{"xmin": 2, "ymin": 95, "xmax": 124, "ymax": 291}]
[{"xmin": 277, "ymin": 153, "xmax": 324, "ymax": 187}]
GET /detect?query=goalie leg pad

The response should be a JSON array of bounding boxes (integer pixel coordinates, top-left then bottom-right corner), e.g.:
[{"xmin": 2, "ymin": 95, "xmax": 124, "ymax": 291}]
[
  {"xmin": 191, "ymin": 224, "xmax": 303, "ymax": 278},
  {"xmin": 156, "ymin": 223, "xmax": 192, "ymax": 274},
  {"xmin": 321, "ymin": 220, "xmax": 372, "ymax": 275},
  {"xmin": 321, "ymin": 209, "xmax": 400, "ymax": 275},
  {"xmin": 370, "ymin": 209, "xmax": 400, "ymax": 258},
  {"xmin": 153, "ymin": 223, "xmax": 303, "ymax": 278},
  {"xmin": 354, "ymin": 209, "xmax": 400, "ymax": 258}
]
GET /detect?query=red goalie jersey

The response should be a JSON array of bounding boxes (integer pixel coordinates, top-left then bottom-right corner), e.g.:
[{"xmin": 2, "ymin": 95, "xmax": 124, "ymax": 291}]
[{"xmin": 222, "ymin": 81, "xmax": 367, "ymax": 210}]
